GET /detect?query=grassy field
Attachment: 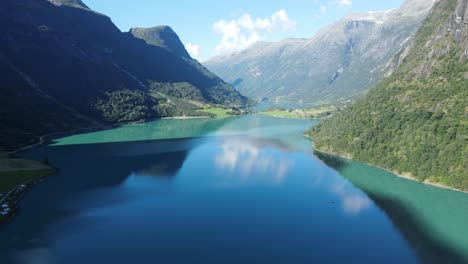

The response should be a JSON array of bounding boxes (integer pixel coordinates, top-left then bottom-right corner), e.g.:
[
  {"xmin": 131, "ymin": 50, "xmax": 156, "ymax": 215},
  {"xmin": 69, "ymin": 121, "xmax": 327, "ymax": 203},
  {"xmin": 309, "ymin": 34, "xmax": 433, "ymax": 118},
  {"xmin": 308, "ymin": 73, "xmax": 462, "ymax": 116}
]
[
  {"xmin": 200, "ymin": 107, "xmax": 230, "ymax": 118},
  {"xmin": 261, "ymin": 110, "xmax": 299, "ymax": 118},
  {"xmin": 0, "ymin": 158, "xmax": 55, "ymax": 193},
  {"xmin": 261, "ymin": 106, "xmax": 337, "ymax": 119}
]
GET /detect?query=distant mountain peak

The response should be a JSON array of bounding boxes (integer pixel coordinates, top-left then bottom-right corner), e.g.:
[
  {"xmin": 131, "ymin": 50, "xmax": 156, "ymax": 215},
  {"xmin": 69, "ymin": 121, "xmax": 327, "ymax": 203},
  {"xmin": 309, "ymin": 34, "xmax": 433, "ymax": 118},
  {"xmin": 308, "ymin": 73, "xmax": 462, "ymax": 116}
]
[
  {"xmin": 47, "ymin": 0, "xmax": 89, "ymax": 9},
  {"xmin": 130, "ymin": 26, "xmax": 190, "ymax": 58},
  {"xmin": 392, "ymin": 0, "xmax": 438, "ymax": 17},
  {"xmin": 204, "ymin": 0, "xmax": 437, "ymax": 104},
  {"xmin": 343, "ymin": 10, "xmax": 393, "ymax": 24},
  {"xmin": 132, "ymin": 25, "xmax": 175, "ymax": 35},
  {"xmin": 338, "ymin": 0, "xmax": 436, "ymax": 27}
]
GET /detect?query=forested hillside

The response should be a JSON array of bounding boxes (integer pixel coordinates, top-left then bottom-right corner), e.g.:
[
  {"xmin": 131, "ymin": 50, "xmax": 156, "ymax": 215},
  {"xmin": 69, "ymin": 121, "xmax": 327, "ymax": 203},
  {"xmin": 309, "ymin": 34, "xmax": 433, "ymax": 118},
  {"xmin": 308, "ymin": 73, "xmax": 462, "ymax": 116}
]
[
  {"xmin": 308, "ymin": 0, "xmax": 468, "ymax": 190},
  {"xmin": 0, "ymin": 0, "xmax": 248, "ymax": 150}
]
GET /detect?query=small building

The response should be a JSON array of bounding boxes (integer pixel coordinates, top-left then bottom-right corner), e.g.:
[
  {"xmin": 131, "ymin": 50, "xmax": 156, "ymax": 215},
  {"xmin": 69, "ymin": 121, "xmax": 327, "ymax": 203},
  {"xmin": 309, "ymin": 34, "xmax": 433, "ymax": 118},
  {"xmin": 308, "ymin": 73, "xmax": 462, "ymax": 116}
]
[{"xmin": 2, "ymin": 204, "xmax": 8, "ymax": 208}]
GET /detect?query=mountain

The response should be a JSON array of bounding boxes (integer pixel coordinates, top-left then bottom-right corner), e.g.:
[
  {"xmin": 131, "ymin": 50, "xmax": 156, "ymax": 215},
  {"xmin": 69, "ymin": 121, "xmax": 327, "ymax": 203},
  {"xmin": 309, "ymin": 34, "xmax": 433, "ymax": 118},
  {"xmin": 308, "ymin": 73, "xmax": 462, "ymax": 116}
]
[
  {"xmin": 129, "ymin": 25, "xmax": 247, "ymax": 104},
  {"xmin": 204, "ymin": 0, "xmax": 436, "ymax": 105},
  {"xmin": 0, "ymin": 0, "xmax": 248, "ymax": 150},
  {"xmin": 130, "ymin": 26, "xmax": 190, "ymax": 58},
  {"xmin": 48, "ymin": 0, "xmax": 89, "ymax": 9},
  {"xmin": 308, "ymin": 0, "xmax": 468, "ymax": 191}
]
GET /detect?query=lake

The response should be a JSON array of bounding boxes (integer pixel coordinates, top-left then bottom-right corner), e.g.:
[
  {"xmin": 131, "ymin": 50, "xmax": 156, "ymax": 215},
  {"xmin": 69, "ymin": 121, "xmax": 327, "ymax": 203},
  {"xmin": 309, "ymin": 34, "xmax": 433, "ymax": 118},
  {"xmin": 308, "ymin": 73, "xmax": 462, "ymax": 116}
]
[{"xmin": 1, "ymin": 115, "xmax": 467, "ymax": 264}]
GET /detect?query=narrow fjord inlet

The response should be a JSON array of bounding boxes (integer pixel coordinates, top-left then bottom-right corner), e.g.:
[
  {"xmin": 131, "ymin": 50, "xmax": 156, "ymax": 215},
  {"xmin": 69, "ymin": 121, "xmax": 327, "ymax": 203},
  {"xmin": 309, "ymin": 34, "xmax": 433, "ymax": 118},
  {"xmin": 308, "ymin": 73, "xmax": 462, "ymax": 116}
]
[{"xmin": 0, "ymin": 0, "xmax": 467, "ymax": 263}]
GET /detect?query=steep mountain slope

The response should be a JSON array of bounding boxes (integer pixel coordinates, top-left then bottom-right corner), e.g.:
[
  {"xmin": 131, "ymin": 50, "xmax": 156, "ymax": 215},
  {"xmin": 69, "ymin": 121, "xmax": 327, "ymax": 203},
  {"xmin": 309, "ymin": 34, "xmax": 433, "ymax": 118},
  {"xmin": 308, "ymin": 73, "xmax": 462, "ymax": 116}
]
[
  {"xmin": 204, "ymin": 0, "xmax": 436, "ymax": 104},
  {"xmin": 0, "ymin": 0, "xmax": 248, "ymax": 149},
  {"xmin": 308, "ymin": 0, "xmax": 468, "ymax": 191},
  {"xmin": 129, "ymin": 26, "xmax": 245, "ymax": 104},
  {"xmin": 130, "ymin": 26, "xmax": 190, "ymax": 58}
]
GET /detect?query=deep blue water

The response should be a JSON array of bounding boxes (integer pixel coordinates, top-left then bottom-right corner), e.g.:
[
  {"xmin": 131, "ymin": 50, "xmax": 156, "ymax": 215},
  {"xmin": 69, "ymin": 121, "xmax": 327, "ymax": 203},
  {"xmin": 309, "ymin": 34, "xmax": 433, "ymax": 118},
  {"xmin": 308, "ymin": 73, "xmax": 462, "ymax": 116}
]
[{"xmin": 1, "ymin": 115, "xmax": 467, "ymax": 264}]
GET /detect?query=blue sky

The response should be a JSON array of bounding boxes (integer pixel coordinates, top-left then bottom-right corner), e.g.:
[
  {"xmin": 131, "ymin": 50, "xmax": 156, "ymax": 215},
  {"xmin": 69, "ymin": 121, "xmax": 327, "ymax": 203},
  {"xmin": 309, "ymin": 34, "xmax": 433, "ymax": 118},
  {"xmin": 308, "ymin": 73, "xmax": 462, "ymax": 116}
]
[{"xmin": 84, "ymin": 0, "xmax": 405, "ymax": 61}]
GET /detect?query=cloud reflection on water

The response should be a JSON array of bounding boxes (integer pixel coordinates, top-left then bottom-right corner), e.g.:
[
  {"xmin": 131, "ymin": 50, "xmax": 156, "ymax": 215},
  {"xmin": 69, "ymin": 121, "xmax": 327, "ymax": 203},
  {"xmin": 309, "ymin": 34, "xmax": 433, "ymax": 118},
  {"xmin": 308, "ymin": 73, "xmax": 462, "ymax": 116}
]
[
  {"xmin": 215, "ymin": 139, "xmax": 295, "ymax": 184},
  {"xmin": 332, "ymin": 184, "xmax": 372, "ymax": 215}
]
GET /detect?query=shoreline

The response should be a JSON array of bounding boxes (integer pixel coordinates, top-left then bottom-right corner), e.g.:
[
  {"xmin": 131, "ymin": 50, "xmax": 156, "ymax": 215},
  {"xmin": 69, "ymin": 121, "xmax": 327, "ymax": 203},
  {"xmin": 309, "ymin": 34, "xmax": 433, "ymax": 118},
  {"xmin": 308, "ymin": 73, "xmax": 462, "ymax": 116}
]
[
  {"xmin": 304, "ymin": 134, "xmax": 468, "ymax": 194},
  {"xmin": 4, "ymin": 118, "xmax": 466, "ymax": 227},
  {"xmin": 0, "ymin": 112, "xmax": 254, "ymax": 226},
  {"xmin": 11, "ymin": 115, "xmax": 214, "ymax": 155},
  {"xmin": 0, "ymin": 115, "xmax": 210, "ymax": 225},
  {"xmin": 0, "ymin": 171, "xmax": 55, "ymax": 226},
  {"xmin": 162, "ymin": 116, "xmax": 210, "ymax": 120}
]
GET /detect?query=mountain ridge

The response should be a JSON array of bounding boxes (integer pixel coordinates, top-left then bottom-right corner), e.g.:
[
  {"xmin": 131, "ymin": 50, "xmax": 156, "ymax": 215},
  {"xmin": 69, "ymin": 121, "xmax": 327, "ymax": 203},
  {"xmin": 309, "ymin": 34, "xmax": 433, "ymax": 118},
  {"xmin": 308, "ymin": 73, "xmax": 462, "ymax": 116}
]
[
  {"xmin": 48, "ymin": 0, "xmax": 89, "ymax": 9},
  {"xmin": 0, "ymin": 0, "xmax": 248, "ymax": 150},
  {"xmin": 204, "ymin": 0, "xmax": 436, "ymax": 105},
  {"xmin": 130, "ymin": 26, "xmax": 191, "ymax": 58},
  {"xmin": 309, "ymin": 0, "xmax": 468, "ymax": 191}
]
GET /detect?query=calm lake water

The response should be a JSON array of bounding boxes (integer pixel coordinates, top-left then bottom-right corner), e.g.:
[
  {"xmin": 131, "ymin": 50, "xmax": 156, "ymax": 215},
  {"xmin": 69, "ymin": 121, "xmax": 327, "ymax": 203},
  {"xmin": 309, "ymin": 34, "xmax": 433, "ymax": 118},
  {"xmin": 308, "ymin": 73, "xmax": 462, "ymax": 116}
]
[{"xmin": 1, "ymin": 115, "xmax": 468, "ymax": 264}]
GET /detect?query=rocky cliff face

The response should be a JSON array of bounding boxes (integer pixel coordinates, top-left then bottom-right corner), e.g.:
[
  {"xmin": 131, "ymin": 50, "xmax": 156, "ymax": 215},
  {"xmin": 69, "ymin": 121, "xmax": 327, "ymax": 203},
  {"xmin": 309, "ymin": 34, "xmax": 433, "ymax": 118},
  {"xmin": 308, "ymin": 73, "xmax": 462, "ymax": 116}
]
[
  {"xmin": 388, "ymin": 0, "xmax": 468, "ymax": 75},
  {"xmin": 204, "ymin": 0, "xmax": 436, "ymax": 105}
]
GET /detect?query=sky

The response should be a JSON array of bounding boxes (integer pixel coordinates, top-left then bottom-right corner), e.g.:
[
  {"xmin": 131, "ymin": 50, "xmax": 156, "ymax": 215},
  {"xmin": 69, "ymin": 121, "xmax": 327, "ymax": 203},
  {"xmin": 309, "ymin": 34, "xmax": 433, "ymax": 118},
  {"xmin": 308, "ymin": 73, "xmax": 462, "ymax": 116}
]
[{"xmin": 84, "ymin": 0, "xmax": 405, "ymax": 61}]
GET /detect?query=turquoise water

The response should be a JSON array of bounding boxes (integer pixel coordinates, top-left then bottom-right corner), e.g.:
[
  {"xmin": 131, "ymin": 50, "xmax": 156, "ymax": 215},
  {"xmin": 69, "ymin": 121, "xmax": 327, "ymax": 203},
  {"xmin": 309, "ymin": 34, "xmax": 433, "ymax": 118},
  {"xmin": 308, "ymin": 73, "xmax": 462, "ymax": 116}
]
[{"xmin": 1, "ymin": 115, "xmax": 467, "ymax": 263}]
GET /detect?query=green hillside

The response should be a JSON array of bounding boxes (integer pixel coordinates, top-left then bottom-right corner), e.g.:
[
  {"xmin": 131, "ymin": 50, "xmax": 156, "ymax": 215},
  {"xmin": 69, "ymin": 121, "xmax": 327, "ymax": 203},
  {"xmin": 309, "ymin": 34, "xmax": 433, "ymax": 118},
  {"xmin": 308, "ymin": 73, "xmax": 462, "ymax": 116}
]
[
  {"xmin": 0, "ymin": 0, "xmax": 248, "ymax": 150},
  {"xmin": 308, "ymin": 0, "xmax": 468, "ymax": 190}
]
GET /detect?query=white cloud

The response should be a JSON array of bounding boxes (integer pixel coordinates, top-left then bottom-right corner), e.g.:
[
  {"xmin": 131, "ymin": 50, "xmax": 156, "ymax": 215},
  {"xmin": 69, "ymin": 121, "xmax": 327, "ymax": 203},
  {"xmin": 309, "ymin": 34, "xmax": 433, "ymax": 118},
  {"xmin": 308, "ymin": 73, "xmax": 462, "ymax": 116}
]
[
  {"xmin": 320, "ymin": 5, "xmax": 328, "ymax": 15},
  {"xmin": 213, "ymin": 9, "xmax": 296, "ymax": 55},
  {"xmin": 333, "ymin": 0, "xmax": 352, "ymax": 8},
  {"xmin": 185, "ymin": 42, "xmax": 200, "ymax": 59}
]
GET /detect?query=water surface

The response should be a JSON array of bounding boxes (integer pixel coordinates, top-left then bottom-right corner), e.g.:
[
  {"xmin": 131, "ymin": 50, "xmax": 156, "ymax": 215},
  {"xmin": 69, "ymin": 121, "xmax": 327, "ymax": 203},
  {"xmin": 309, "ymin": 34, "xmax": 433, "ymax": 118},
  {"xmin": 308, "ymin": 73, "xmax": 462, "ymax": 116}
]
[{"xmin": 1, "ymin": 115, "xmax": 467, "ymax": 264}]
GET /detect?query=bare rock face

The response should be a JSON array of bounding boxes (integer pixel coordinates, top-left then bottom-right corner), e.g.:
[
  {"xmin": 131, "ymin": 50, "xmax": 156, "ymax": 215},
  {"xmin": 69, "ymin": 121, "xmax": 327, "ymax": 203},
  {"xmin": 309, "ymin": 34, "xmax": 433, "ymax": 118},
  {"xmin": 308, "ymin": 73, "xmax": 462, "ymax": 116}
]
[
  {"xmin": 437, "ymin": 0, "xmax": 468, "ymax": 57},
  {"xmin": 452, "ymin": 0, "xmax": 468, "ymax": 48},
  {"xmin": 47, "ymin": 0, "xmax": 89, "ymax": 9},
  {"xmin": 389, "ymin": 0, "xmax": 468, "ymax": 77},
  {"xmin": 204, "ymin": 0, "xmax": 437, "ymax": 104}
]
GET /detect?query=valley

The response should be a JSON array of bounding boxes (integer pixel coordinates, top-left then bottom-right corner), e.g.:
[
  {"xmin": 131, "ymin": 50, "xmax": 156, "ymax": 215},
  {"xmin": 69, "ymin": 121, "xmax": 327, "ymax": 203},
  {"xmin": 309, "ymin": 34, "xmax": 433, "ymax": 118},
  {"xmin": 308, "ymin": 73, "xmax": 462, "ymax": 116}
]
[
  {"xmin": 204, "ymin": 0, "xmax": 437, "ymax": 104},
  {"xmin": 0, "ymin": 0, "xmax": 466, "ymax": 263}
]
